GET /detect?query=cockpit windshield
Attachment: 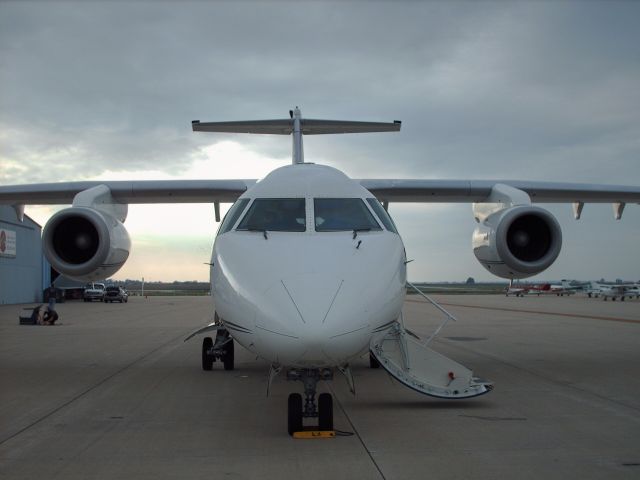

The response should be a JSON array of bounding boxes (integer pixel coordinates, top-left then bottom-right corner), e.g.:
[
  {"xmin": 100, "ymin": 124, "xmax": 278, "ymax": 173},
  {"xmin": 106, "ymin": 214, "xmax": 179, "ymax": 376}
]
[
  {"xmin": 217, "ymin": 198, "xmax": 250, "ymax": 236},
  {"xmin": 366, "ymin": 198, "xmax": 399, "ymax": 234},
  {"xmin": 237, "ymin": 198, "xmax": 306, "ymax": 232},
  {"xmin": 314, "ymin": 198, "xmax": 382, "ymax": 232}
]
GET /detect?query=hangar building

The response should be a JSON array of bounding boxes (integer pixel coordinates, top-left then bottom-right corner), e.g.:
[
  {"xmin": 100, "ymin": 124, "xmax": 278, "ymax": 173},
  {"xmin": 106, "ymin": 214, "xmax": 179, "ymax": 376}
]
[{"xmin": 0, "ymin": 206, "xmax": 50, "ymax": 305}]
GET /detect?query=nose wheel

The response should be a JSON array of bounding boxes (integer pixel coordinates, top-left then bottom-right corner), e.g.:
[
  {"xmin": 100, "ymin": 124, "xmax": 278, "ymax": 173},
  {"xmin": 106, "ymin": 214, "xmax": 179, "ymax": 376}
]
[
  {"xmin": 202, "ymin": 337, "xmax": 214, "ymax": 370},
  {"xmin": 201, "ymin": 329, "xmax": 234, "ymax": 371},
  {"xmin": 286, "ymin": 368, "xmax": 334, "ymax": 436}
]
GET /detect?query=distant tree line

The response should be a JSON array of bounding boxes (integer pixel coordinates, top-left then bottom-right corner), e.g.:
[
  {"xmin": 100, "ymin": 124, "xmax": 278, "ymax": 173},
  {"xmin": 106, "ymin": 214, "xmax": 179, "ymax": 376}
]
[{"xmin": 110, "ymin": 280, "xmax": 209, "ymax": 291}]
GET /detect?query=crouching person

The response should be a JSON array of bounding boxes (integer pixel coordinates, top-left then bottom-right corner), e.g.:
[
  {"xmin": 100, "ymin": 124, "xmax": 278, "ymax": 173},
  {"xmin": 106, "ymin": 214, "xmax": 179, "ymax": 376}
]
[{"xmin": 36, "ymin": 305, "xmax": 59, "ymax": 325}]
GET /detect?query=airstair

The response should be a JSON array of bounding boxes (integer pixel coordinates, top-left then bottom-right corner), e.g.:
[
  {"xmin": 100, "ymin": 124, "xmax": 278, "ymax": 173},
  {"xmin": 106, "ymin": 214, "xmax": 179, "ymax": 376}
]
[{"xmin": 369, "ymin": 283, "xmax": 493, "ymax": 399}]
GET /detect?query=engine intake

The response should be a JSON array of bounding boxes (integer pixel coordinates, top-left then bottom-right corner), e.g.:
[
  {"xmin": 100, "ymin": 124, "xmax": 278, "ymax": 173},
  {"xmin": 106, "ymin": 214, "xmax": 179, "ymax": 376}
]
[
  {"xmin": 473, "ymin": 206, "xmax": 562, "ymax": 279},
  {"xmin": 43, "ymin": 207, "xmax": 131, "ymax": 281}
]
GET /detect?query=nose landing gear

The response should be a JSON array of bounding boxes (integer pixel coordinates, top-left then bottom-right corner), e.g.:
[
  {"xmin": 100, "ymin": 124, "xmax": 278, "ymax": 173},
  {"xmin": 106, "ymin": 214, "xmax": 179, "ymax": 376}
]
[
  {"xmin": 286, "ymin": 368, "xmax": 334, "ymax": 436},
  {"xmin": 201, "ymin": 329, "xmax": 234, "ymax": 371}
]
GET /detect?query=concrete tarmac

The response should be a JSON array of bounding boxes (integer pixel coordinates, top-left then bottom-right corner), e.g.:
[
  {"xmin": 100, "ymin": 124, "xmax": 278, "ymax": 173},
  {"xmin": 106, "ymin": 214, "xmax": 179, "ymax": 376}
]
[{"xmin": 1, "ymin": 294, "xmax": 639, "ymax": 479}]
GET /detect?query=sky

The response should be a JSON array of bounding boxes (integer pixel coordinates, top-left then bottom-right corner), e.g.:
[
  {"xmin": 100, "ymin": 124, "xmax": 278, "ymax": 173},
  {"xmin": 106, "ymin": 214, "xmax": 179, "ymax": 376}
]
[{"xmin": 1, "ymin": 0, "xmax": 639, "ymax": 283}]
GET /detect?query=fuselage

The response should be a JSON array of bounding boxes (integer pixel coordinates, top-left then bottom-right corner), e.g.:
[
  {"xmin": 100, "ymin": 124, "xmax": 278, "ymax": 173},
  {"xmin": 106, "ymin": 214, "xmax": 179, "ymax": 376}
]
[{"xmin": 210, "ymin": 163, "xmax": 407, "ymax": 368}]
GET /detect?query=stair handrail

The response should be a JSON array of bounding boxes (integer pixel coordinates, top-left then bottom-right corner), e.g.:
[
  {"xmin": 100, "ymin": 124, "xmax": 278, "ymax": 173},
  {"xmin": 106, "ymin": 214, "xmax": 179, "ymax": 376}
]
[{"xmin": 406, "ymin": 281, "xmax": 458, "ymax": 345}]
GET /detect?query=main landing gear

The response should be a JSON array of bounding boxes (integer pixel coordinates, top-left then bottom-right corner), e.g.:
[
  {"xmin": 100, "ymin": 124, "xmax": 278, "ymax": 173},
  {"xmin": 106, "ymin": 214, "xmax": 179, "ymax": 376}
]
[
  {"xmin": 201, "ymin": 329, "xmax": 234, "ymax": 371},
  {"xmin": 286, "ymin": 368, "xmax": 334, "ymax": 436}
]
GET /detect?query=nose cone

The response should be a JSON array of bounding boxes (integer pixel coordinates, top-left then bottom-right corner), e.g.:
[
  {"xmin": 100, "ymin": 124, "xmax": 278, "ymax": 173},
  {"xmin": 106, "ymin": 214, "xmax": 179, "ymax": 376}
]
[
  {"xmin": 261, "ymin": 274, "xmax": 346, "ymax": 363},
  {"xmin": 258, "ymin": 269, "xmax": 404, "ymax": 366},
  {"xmin": 279, "ymin": 275, "xmax": 344, "ymax": 335}
]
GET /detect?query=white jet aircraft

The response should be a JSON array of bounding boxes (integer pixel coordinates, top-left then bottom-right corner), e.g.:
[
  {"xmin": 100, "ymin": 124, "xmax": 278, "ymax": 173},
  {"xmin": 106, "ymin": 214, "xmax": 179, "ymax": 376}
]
[{"xmin": 2, "ymin": 107, "xmax": 640, "ymax": 435}]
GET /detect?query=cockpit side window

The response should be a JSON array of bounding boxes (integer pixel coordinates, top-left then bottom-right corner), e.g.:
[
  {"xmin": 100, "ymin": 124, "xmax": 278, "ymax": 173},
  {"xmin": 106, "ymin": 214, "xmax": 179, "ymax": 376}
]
[
  {"xmin": 314, "ymin": 198, "xmax": 382, "ymax": 232},
  {"xmin": 217, "ymin": 198, "xmax": 250, "ymax": 236},
  {"xmin": 237, "ymin": 198, "xmax": 306, "ymax": 232},
  {"xmin": 366, "ymin": 198, "xmax": 399, "ymax": 234}
]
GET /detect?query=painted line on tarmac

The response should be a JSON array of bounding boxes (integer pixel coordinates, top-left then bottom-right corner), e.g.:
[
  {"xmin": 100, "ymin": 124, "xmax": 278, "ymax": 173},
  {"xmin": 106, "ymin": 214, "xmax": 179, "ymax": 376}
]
[
  {"xmin": 405, "ymin": 297, "xmax": 640, "ymax": 325},
  {"xmin": 328, "ymin": 383, "xmax": 387, "ymax": 480}
]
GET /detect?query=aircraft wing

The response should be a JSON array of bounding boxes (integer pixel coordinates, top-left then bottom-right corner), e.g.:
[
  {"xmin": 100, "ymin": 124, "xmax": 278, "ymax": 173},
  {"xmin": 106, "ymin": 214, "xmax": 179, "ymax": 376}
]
[
  {"xmin": 2, "ymin": 179, "xmax": 639, "ymax": 207},
  {"xmin": 0, "ymin": 180, "xmax": 256, "ymax": 205},
  {"xmin": 358, "ymin": 179, "xmax": 640, "ymax": 204}
]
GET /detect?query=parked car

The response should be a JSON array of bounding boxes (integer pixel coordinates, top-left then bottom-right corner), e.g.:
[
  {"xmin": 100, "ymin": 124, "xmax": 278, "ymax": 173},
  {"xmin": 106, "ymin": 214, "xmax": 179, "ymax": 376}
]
[
  {"xmin": 103, "ymin": 286, "xmax": 128, "ymax": 303},
  {"xmin": 83, "ymin": 283, "xmax": 105, "ymax": 302}
]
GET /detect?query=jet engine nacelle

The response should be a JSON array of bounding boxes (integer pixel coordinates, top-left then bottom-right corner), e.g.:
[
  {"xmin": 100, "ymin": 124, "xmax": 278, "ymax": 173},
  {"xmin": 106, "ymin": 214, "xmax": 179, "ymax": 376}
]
[
  {"xmin": 42, "ymin": 207, "xmax": 131, "ymax": 282},
  {"xmin": 472, "ymin": 206, "xmax": 562, "ymax": 279}
]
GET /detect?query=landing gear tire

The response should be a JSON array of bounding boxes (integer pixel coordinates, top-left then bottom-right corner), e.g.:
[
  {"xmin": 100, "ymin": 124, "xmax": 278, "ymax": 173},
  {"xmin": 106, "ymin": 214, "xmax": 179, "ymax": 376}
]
[
  {"xmin": 318, "ymin": 393, "xmax": 333, "ymax": 431},
  {"xmin": 288, "ymin": 393, "xmax": 303, "ymax": 435},
  {"xmin": 223, "ymin": 339, "xmax": 234, "ymax": 371},
  {"xmin": 202, "ymin": 337, "xmax": 214, "ymax": 371},
  {"xmin": 369, "ymin": 352, "xmax": 380, "ymax": 368}
]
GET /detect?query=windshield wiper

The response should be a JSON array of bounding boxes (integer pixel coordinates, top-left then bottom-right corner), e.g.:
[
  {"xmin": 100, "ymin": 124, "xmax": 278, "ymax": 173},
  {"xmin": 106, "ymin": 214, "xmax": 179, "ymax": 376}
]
[
  {"xmin": 247, "ymin": 227, "xmax": 268, "ymax": 240},
  {"xmin": 353, "ymin": 228, "xmax": 371, "ymax": 240}
]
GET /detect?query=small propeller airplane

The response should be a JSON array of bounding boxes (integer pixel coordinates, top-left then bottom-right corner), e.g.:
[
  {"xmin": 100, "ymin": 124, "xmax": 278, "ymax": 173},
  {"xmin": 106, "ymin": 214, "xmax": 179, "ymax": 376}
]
[
  {"xmin": 505, "ymin": 281, "xmax": 552, "ymax": 297},
  {"xmin": 2, "ymin": 107, "xmax": 639, "ymax": 435},
  {"xmin": 586, "ymin": 281, "xmax": 640, "ymax": 301}
]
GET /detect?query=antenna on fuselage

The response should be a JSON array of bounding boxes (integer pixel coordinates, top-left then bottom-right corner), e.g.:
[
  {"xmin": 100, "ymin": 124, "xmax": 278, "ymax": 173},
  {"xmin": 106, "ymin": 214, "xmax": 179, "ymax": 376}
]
[{"xmin": 191, "ymin": 108, "xmax": 401, "ymax": 165}]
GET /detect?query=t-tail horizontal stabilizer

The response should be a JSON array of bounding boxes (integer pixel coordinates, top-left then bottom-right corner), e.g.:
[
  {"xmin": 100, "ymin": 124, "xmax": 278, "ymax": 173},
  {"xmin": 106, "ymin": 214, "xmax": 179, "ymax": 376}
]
[
  {"xmin": 191, "ymin": 118, "xmax": 401, "ymax": 135},
  {"xmin": 370, "ymin": 323, "xmax": 493, "ymax": 399},
  {"xmin": 192, "ymin": 107, "xmax": 401, "ymax": 164}
]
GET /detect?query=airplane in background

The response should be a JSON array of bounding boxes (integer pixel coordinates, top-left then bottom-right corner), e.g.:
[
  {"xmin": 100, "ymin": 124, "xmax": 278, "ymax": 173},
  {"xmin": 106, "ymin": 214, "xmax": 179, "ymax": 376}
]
[
  {"xmin": 505, "ymin": 282, "xmax": 530, "ymax": 297},
  {"xmin": 548, "ymin": 280, "xmax": 580, "ymax": 296},
  {"xmin": 586, "ymin": 281, "xmax": 640, "ymax": 301},
  {"xmin": 528, "ymin": 283, "xmax": 554, "ymax": 296},
  {"xmin": 2, "ymin": 107, "xmax": 640, "ymax": 435},
  {"xmin": 505, "ymin": 281, "xmax": 552, "ymax": 297},
  {"xmin": 505, "ymin": 281, "xmax": 574, "ymax": 297}
]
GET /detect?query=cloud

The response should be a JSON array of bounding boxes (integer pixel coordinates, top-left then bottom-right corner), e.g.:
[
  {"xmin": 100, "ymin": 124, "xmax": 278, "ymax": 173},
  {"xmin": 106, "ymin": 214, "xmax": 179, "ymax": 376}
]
[{"xmin": 2, "ymin": 0, "xmax": 639, "ymax": 281}]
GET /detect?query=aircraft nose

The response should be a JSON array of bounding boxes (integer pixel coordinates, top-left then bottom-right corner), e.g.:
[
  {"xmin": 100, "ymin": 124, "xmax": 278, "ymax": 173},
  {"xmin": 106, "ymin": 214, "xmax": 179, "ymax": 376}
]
[
  {"xmin": 279, "ymin": 274, "xmax": 344, "ymax": 329},
  {"xmin": 261, "ymin": 274, "xmax": 347, "ymax": 343},
  {"xmin": 215, "ymin": 233, "xmax": 406, "ymax": 367},
  {"xmin": 255, "ymin": 273, "xmax": 360, "ymax": 364},
  {"xmin": 256, "ymin": 270, "xmax": 404, "ymax": 366}
]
